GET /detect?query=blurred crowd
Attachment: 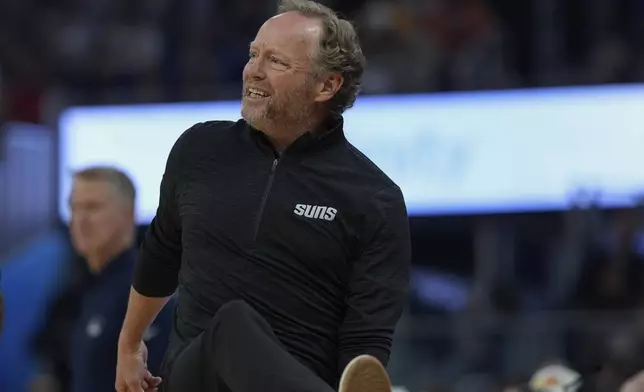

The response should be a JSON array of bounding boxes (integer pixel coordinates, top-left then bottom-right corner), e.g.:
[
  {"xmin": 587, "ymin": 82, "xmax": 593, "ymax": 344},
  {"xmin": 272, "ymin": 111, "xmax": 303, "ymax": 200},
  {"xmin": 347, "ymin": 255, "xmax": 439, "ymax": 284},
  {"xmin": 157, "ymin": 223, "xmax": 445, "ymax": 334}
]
[
  {"xmin": 1, "ymin": 0, "xmax": 644, "ymax": 122},
  {"xmin": 399, "ymin": 201, "xmax": 644, "ymax": 391},
  {"xmin": 2, "ymin": 0, "xmax": 644, "ymax": 391}
]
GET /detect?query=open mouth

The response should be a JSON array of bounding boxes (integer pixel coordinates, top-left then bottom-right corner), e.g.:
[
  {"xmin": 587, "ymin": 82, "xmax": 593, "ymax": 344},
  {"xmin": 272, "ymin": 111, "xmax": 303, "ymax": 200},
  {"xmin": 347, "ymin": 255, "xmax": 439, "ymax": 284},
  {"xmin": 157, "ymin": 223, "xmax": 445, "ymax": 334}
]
[{"xmin": 246, "ymin": 88, "xmax": 270, "ymax": 99}]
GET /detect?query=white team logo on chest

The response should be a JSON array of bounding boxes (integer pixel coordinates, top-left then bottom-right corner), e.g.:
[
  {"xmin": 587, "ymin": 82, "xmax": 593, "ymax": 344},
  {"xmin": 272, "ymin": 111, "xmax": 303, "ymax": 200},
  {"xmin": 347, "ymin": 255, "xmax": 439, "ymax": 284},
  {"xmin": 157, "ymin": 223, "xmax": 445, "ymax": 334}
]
[
  {"xmin": 293, "ymin": 204, "xmax": 337, "ymax": 221},
  {"xmin": 86, "ymin": 315, "xmax": 105, "ymax": 338}
]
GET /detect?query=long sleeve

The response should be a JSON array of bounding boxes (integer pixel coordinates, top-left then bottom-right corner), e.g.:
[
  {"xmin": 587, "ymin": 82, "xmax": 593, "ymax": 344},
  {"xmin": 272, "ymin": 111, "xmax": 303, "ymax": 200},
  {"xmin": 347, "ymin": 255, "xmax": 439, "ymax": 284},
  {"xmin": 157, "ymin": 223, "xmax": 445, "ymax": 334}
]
[
  {"xmin": 132, "ymin": 125, "xmax": 197, "ymax": 297},
  {"xmin": 337, "ymin": 185, "xmax": 411, "ymax": 372}
]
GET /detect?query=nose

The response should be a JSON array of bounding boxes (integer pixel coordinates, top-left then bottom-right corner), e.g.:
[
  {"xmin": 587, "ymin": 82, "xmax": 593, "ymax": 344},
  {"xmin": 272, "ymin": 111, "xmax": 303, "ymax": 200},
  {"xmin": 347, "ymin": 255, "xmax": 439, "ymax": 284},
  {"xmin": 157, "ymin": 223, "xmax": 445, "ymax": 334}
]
[
  {"xmin": 244, "ymin": 56, "xmax": 266, "ymax": 81},
  {"xmin": 71, "ymin": 209, "xmax": 91, "ymax": 227}
]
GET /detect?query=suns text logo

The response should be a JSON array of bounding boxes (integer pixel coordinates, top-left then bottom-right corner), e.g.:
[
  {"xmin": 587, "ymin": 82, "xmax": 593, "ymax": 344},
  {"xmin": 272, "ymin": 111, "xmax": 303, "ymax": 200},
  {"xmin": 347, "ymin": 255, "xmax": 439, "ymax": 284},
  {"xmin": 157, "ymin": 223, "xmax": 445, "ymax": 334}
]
[{"xmin": 293, "ymin": 204, "xmax": 337, "ymax": 221}]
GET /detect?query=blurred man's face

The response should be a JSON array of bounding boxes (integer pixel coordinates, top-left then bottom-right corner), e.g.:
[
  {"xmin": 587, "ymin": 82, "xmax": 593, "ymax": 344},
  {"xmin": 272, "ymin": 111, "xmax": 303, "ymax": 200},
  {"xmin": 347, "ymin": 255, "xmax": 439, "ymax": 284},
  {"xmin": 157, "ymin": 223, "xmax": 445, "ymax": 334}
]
[
  {"xmin": 241, "ymin": 12, "xmax": 324, "ymax": 129},
  {"xmin": 69, "ymin": 178, "xmax": 133, "ymax": 270}
]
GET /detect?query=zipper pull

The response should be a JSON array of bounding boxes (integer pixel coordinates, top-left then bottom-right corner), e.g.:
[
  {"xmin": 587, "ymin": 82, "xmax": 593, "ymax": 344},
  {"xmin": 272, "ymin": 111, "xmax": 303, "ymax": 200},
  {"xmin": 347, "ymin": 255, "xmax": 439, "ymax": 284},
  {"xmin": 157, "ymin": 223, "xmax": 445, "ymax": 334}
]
[{"xmin": 271, "ymin": 158, "xmax": 279, "ymax": 172}]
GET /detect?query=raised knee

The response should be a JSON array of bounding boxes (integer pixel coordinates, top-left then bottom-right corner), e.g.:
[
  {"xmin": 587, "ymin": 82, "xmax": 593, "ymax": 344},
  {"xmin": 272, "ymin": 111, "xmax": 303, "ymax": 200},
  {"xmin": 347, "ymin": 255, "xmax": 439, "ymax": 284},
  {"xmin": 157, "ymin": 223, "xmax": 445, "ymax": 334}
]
[{"xmin": 216, "ymin": 299, "xmax": 253, "ymax": 324}]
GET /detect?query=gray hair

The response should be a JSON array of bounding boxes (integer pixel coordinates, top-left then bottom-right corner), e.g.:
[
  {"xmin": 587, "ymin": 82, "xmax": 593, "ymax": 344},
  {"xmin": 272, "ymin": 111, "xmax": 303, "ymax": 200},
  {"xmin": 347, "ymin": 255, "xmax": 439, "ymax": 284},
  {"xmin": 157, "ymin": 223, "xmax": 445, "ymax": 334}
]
[
  {"xmin": 276, "ymin": 0, "xmax": 366, "ymax": 117},
  {"xmin": 73, "ymin": 166, "xmax": 136, "ymax": 204}
]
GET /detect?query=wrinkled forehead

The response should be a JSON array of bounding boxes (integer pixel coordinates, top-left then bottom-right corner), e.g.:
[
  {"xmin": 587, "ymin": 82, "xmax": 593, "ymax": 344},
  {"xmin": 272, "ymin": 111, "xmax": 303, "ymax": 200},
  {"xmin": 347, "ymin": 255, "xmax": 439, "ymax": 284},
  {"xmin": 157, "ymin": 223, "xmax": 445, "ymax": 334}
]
[
  {"xmin": 69, "ymin": 178, "xmax": 123, "ymax": 205},
  {"xmin": 251, "ymin": 12, "xmax": 323, "ymax": 60}
]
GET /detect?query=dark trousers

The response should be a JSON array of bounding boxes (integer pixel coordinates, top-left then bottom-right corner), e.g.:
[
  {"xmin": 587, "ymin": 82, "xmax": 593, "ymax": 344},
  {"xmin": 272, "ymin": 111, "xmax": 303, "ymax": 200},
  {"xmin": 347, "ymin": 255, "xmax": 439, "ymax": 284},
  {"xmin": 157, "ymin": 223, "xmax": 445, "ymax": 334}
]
[{"xmin": 164, "ymin": 300, "xmax": 336, "ymax": 392}]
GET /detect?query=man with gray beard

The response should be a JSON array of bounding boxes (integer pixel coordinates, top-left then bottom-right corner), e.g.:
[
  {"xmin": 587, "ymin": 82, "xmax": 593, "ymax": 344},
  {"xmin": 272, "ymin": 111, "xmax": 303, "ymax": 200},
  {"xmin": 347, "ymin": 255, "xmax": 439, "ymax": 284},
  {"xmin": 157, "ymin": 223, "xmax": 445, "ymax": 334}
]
[{"xmin": 115, "ymin": 1, "xmax": 411, "ymax": 391}]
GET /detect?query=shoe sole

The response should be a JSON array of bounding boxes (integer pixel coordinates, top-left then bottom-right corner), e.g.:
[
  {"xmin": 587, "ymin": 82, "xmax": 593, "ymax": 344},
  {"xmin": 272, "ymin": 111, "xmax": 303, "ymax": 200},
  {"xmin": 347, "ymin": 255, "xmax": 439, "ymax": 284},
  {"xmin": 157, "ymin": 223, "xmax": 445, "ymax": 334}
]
[{"xmin": 338, "ymin": 355, "xmax": 391, "ymax": 392}]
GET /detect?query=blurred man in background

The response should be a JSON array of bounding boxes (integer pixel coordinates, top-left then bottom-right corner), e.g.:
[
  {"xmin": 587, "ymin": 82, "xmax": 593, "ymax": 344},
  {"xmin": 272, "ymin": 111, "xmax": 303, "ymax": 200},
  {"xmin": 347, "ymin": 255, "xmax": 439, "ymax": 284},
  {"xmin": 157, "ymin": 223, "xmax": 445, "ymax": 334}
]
[{"xmin": 31, "ymin": 167, "xmax": 173, "ymax": 392}]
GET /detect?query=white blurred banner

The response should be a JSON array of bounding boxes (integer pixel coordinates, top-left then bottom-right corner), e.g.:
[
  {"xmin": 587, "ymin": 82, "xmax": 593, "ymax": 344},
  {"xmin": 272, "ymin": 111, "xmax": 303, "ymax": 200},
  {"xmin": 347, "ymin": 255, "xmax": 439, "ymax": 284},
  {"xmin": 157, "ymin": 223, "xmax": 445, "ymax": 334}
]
[{"xmin": 58, "ymin": 84, "xmax": 644, "ymax": 223}]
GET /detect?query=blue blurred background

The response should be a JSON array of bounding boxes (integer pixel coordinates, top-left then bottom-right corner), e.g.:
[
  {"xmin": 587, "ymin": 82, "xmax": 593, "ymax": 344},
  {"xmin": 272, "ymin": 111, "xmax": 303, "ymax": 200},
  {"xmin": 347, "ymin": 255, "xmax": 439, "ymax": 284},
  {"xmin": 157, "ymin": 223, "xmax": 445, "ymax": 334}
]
[{"xmin": 2, "ymin": 0, "xmax": 644, "ymax": 391}]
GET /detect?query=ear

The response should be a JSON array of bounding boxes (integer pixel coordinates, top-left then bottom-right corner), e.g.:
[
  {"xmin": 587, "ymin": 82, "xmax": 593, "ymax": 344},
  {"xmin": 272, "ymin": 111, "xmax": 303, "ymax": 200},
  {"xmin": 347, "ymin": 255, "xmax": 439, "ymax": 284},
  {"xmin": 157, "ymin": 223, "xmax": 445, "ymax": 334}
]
[
  {"xmin": 314, "ymin": 73, "xmax": 343, "ymax": 103},
  {"xmin": 124, "ymin": 200, "xmax": 136, "ymax": 221},
  {"xmin": 129, "ymin": 203, "xmax": 136, "ymax": 220}
]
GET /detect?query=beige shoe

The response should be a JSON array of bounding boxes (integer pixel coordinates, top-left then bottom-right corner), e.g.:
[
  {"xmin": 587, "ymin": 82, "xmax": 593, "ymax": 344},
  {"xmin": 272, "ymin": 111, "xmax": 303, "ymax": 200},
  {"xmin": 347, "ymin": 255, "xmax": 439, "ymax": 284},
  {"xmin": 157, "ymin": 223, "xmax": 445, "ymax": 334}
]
[{"xmin": 338, "ymin": 355, "xmax": 391, "ymax": 392}]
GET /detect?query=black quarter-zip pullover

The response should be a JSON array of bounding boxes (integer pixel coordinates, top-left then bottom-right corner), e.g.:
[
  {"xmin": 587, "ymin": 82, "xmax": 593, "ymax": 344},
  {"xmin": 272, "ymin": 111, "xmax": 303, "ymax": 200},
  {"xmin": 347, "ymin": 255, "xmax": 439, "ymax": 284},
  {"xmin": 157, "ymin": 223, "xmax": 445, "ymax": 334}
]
[{"xmin": 133, "ymin": 117, "xmax": 411, "ymax": 386}]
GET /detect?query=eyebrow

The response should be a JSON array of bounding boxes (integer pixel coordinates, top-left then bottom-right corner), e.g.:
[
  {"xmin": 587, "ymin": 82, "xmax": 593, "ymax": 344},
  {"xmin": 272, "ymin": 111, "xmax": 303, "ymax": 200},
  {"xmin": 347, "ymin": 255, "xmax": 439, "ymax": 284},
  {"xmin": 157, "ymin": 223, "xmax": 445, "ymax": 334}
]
[{"xmin": 248, "ymin": 42, "xmax": 290, "ymax": 59}]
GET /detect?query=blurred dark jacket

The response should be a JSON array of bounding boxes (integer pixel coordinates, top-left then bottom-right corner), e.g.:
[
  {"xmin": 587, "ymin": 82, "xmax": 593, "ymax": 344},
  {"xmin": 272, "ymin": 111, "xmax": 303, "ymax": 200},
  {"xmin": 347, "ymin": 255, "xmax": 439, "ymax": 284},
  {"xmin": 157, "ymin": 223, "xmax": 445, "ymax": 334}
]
[
  {"xmin": 32, "ymin": 253, "xmax": 90, "ymax": 391},
  {"xmin": 33, "ymin": 248, "xmax": 175, "ymax": 392}
]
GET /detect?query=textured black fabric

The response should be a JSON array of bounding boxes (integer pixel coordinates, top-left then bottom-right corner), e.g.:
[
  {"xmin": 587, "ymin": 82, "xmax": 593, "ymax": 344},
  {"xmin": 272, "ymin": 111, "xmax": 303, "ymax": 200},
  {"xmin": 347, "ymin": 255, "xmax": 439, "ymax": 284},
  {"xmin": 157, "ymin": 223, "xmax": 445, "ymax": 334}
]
[
  {"xmin": 163, "ymin": 300, "xmax": 335, "ymax": 392},
  {"xmin": 134, "ymin": 118, "xmax": 411, "ymax": 386}
]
